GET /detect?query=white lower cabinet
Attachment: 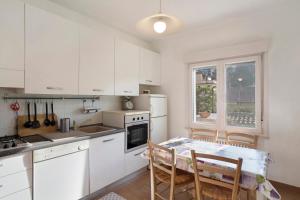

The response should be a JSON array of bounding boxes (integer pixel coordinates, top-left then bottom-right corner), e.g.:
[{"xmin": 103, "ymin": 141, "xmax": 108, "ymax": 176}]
[
  {"xmin": 125, "ymin": 147, "xmax": 148, "ymax": 176},
  {"xmin": 0, "ymin": 188, "xmax": 32, "ymax": 200},
  {"xmin": 0, "ymin": 169, "xmax": 32, "ymax": 199},
  {"xmin": 0, "ymin": 152, "xmax": 32, "ymax": 199},
  {"xmin": 0, "ymin": 152, "xmax": 32, "ymax": 178},
  {"xmin": 89, "ymin": 132, "xmax": 125, "ymax": 193}
]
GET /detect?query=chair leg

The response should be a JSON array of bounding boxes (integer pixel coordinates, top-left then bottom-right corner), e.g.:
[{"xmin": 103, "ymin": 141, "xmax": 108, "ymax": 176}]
[
  {"xmin": 150, "ymin": 169, "xmax": 156, "ymax": 200},
  {"xmin": 169, "ymin": 178, "xmax": 175, "ymax": 200},
  {"xmin": 247, "ymin": 189, "xmax": 250, "ymax": 200}
]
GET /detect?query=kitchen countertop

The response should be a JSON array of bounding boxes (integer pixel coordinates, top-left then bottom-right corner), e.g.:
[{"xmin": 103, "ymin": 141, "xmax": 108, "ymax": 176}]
[{"xmin": 0, "ymin": 127, "xmax": 125, "ymax": 158}]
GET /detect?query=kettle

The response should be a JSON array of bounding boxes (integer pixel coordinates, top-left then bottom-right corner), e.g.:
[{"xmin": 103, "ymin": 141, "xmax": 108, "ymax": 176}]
[{"xmin": 60, "ymin": 118, "xmax": 70, "ymax": 133}]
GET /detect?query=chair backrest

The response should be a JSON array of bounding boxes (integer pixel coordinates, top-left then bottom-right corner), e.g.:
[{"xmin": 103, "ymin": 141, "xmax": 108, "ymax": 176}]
[
  {"xmin": 191, "ymin": 128, "xmax": 218, "ymax": 142},
  {"xmin": 225, "ymin": 132, "xmax": 258, "ymax": 149},
  {"xmin": 191, "ymin": 150, "xmax": 243, "ymax": 200},
  {"xmin": 148, "ymin": 140, "xmax": 176, "ymax": 176}
]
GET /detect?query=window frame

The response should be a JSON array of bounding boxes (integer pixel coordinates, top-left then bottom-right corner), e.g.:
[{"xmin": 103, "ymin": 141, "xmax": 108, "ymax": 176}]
[{"xmin": 189, "ymin": 55, "xmax": 262, "ymax": 134}]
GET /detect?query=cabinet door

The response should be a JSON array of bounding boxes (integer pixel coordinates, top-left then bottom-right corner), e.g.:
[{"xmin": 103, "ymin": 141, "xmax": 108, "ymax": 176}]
[
  {"xmin": 125, "ymin": 147, "xmax": 148, "ymax": 176},
  {"xmin": 25, "ymin": 5, "xmax": 79, "ymax": 94},
  {"xmin": 115, "ymin": 39, "xmax": 139, "ymax": 96},
  {"xmin": 0, "ymin": 0, "xmax": 24, "ymax": 70},
  {"xmin": 0, "ymin": 0, "xmax": 25, "ymax": 88},
  {"xmin": 79, "ymin": 26, "xmax": 114, "ymax": 95},
  {"xmin": 151, "ymin": 116, "xmax": 167, "ymax": 144},
  {"xmin": 140, "ymin": 48, "xmax": 161, "ymax": 86},
  {"xmin": 89, "ymin": 133, "xmax": 125, "ymax": 193}
]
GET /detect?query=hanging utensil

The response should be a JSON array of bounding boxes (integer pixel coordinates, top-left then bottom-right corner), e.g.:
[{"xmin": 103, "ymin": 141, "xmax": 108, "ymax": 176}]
[
  {"xmin": 24, "ymin": 102, "xmax": 33, "ymax": 128},
  {"xmin": 44, "ymin": 102, "xmax": 51, "ymax": 126},
  {"xmin": 32, "ymin": 102, "xmax": 40, "ymax": 129},
  {"xmin": 50, "ymin": 101, "xmax": 56, "ymax": 126}
]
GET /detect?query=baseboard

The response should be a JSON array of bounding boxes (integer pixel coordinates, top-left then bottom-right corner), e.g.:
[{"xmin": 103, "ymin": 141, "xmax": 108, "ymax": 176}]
[{"xmin": 270, "ymin": 179, "xmax": 300, "ymax": 189}]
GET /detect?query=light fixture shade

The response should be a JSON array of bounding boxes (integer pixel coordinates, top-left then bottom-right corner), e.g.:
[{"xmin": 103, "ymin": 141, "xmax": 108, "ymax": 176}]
[{"xmin": 136, "ymin": 13, "xmax": 183, "ymax": 36}]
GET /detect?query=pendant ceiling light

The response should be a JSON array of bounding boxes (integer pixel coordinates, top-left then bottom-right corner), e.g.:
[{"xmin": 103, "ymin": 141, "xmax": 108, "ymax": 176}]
[{"xmin": 136, "ymin": 0, "xmax": 183, "ymax": 36}]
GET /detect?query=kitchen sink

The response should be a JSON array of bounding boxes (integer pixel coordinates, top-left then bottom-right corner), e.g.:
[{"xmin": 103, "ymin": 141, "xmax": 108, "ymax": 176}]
[{"xmin": 79, "ymin": 125, "xmax": 116, "ymax": 134}]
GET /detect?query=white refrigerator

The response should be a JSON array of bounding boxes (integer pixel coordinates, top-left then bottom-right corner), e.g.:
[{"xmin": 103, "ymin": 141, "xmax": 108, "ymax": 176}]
[{"xmin": 133, "ymin": 94, "xmax": 167, "ymax": 144}]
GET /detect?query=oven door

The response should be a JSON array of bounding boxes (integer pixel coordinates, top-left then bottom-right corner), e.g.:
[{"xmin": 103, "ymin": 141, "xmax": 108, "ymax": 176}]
[{"xmin": 125, "ymin": 122, "xmax": 149, "ymax": 153}]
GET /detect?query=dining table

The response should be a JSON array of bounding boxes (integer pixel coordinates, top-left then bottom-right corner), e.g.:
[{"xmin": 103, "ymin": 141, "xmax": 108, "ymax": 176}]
[{"xmin": 142, "ymin": 137, "xmax": 281, "ymax": 200}]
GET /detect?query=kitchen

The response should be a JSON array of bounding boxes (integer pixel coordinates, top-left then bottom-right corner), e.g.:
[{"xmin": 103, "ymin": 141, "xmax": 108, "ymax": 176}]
[
  {"xmin": 1, "ymin": 0, "xmax": 166, "ymax": 199},
  {"xmin": 1, "ymin": 0, "xmax": 300, "ymax": 200}
]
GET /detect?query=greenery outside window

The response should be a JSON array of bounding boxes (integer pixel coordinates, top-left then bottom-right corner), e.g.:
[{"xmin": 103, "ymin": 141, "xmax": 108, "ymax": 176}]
[{"xmin": 190, "ymin": 55, "xmax": 262, "ymax": 133}]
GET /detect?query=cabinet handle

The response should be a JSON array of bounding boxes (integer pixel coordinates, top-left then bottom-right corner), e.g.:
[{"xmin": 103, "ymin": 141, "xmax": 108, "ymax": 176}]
[
  {"xmin": 146, "ymin": 80, "xmax": 153, "ymax": 82},
  {"xmin": 123, "ymin": 90, "xmax": 132, "ymax": 93},
  {"xmin": 46, "ymin": 86, "xmax": 63, "ymax": 90},
  {"xmin": 0, "ymin": 185, "xmax": 3, "ymax": 188},
  {"xmin": 0, "ymin": 163, "xmax": 3, "ymax": 167},
  {"xmin": 103, "ymin": 138, "xmax": 114, "ymax": 143},
  {"xmin": 92, "ymin": 89, "xmax": 103, "ymax": 92},
  {"xmin": 134, "ymin": 151, "xmax": 144, "ymax": 156}
]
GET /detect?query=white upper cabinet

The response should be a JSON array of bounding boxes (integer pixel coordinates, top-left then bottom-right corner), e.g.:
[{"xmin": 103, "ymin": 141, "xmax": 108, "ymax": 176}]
[
  {"xmin": 115, "ymin": 39, "xmax": 139, "ymax": 96},
  {"xmin": 0, "ymin": 0, "xmax": 24, "ymax": 88},
  {"xmin": 25, "ymin": 5, "xmax": 79, "ymax": 94},
  {"xmin": 79, "ymin": 25, "xmax": 115, "ymax": 95},
  {"xmin": 139, "ymin": 48, "xmax": 161, "ymax": 86}
]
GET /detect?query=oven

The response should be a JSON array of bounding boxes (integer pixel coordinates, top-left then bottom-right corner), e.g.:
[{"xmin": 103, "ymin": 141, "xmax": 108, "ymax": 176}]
[{"xmin": 125, "ymin": 113, "xmax": 149, "ymax": 153}]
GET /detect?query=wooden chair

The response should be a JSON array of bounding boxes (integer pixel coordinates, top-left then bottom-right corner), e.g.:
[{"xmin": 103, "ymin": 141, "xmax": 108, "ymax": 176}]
[
  {"xmin": 191, "ymin": 150, "xmax": 243, "ymax": 200},
  {"xmin": 148, "ymin": 141, "xmax": 194, "ymax": 200},
  {"xmin": 191, "ymin": 128, "xmax": 218, "ymax": 143},
  {"xmin": 225, "ymin": 132, "xmax": 258, "ymax": 149}
]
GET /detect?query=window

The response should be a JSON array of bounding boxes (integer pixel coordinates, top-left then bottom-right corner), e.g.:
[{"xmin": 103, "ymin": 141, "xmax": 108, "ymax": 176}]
[{"xmin": 190, "ymin": 56, "xmax": 262, "ymax": 133}]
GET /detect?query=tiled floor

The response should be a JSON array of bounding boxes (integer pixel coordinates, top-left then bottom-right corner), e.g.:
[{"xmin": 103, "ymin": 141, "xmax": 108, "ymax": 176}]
[{"xmin": 94, "ymin": 169, "xmax": 300, "ymax": 200}]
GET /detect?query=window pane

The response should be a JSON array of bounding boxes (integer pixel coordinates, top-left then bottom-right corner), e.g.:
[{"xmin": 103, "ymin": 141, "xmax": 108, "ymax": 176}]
[
  {"xmin": 226, "ymin": 61, "xmax": 256, "ymax": 128},
  {"xmin": 193, "ymin": 66, "xmax": 217, "ymax": 123}
]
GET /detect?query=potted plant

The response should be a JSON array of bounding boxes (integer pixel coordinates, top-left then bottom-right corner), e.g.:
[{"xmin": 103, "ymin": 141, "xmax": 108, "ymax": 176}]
[{"xmin": 197, "ymin": 85, "xmax": 216, "ymax": 118}]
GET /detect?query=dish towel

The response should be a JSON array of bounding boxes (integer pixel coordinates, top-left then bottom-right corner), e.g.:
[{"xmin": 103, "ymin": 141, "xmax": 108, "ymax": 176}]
[
  {"xmin": 100, "ymin": 192, "xmax": 127, "ymax": 200},
  {"xmin": 257, "ymin": 175, "xmax": 281, "ymax": 200}
]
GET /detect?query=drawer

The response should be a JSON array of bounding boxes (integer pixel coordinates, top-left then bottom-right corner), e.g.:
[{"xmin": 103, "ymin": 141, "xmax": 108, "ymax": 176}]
[
  {"xmin": 0, "ymin": 170, "xmax": 32, "ymax": 199},
  {"xmin": 96, "ymin": 132, "xmax": 124, "ymax": 143},
  {"xmin": 125, "ymin": 147, "xmax": 148, "ymax": 176},
  {"xmin": 0, "ymin": 188, "xmax": 32, "ymax": 200},
  {"xmin": 0, "ymin": 152, "xmax": 32, "ymax": 177}
]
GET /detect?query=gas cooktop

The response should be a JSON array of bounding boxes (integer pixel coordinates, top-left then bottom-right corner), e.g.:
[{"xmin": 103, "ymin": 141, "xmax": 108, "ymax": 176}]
[{"xmin": 0, "ymin": 135, "xmax": 32, "ymax": 152}]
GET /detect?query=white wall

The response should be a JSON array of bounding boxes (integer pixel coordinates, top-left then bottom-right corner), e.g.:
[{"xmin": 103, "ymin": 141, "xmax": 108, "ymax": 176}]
[{"xmin": 153, "ymin": 0, "xmax": 300, "ymax": 187}]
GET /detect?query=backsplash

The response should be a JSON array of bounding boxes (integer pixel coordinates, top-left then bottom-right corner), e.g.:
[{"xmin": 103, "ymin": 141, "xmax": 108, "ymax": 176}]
[{"xmin": 0, "ymin": 88, "xmax": 121, "ymax": 136}]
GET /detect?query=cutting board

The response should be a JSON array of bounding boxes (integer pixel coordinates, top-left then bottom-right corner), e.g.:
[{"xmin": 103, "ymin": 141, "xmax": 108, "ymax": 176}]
[{"xmin": 17, "ymin": 114, "xmax": 58, "ymax": 137}]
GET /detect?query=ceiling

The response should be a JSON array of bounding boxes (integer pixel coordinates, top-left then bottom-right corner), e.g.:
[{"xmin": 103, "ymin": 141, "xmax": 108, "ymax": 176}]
[{"xmin": 50, "ymin": 0, "xmax": 285, "ymax": 40}]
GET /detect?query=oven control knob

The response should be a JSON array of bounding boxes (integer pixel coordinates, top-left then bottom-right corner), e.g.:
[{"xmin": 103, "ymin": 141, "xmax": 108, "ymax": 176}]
[
  {"xmin": 11, "ymin": 142, "xmax": 16, "ymax": 147},
  {"xmin": 133, "ymin": 118, "xmax": 135, "ymax": 121},
  {"xmin": 3, "ymin": 143, "xmax": 9, "ymax": 149},
  {"xmin": 137, "ymin": 117, "xmax": 140, "ymax": 120},
  {"xmin": 141, "ymin": 117, "xmax": 144, "ymax": 120}
]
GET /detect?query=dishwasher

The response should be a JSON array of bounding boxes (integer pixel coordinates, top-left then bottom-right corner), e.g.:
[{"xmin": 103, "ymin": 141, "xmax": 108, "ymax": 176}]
[{"xmin": 33, "ymin": 140, "xmax": 90, "ymax": 200}]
